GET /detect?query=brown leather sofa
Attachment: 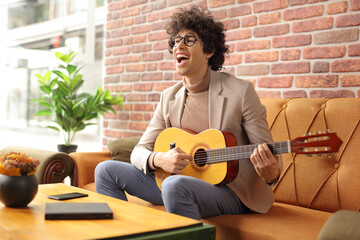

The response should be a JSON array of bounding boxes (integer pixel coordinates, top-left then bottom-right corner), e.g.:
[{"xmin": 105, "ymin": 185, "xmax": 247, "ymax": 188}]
[{"xmin": 70, "ymin": 98, "xmax": 360, "ymax": 240}]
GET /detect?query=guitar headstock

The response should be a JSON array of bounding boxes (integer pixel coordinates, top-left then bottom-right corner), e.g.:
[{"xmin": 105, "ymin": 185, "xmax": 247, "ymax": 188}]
[{"xmin": 290, "ymin": 131, "xmax": 342, "ymax": 156}]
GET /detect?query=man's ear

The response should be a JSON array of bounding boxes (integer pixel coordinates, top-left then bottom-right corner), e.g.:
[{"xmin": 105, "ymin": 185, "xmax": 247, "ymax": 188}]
[{"xmin": 206, "ymin": 51, "xmax": 215, "ymax": 60}]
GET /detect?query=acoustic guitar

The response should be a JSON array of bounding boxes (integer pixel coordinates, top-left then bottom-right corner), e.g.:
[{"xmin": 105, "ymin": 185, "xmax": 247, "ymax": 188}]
[{"xmin": 154, "ymin": 128, "xmax": 342, "ymax": 189}]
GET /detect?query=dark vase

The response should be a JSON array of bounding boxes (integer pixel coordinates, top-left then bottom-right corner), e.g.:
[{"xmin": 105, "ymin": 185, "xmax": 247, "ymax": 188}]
[
  {"xmin": 57, "ymin": 144, "xmax": 78, "ymax": 154},
  {"xmin": 0, "ymin": 174, "xmax": 38, "ymax": 208}
]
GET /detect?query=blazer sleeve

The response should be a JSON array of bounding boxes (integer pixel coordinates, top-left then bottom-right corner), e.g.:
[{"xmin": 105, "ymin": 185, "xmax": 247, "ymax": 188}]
[
  {"xmin": 241, "ymin": 83, "xmax": 283, "ymax": 172},
  {"xmin": 130, "ymin": 92, "xmax": 167, "ymax": 174},
  {"xmin": 241, "ymin": 83, "xmax": 272, "ymax": 144}
]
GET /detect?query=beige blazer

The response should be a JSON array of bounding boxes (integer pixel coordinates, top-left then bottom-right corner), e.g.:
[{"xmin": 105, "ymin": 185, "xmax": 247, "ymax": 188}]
[{"xmin": 131, "ymin": 70, "xmax": 281, "ymax": 213}]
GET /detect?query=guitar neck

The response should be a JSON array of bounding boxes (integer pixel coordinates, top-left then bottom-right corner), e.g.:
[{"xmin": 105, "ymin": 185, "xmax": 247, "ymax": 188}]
[{"xmin": 206, "ymin": 141, "xmax": 290, "ymax": 164}]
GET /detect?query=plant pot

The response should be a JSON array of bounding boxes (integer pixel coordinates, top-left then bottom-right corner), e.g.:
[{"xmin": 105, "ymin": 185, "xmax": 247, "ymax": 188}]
[
  {"xmin": 57, "ymin": 144, "xmax": 78, "ymax": 154},
  {"xmin": 0, "ymin": 174, "xmax": 38, "ymax": 208}
]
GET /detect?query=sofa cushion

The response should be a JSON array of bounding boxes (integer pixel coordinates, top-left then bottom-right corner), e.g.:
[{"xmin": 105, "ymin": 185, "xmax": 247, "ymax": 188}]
[
  {"xmin": 108, "ymin": 136, "xmax": 141, "ymax": 163},
  {"xmin": 203, "ymin": 202, "xmax": 332, "ymax": 240}
]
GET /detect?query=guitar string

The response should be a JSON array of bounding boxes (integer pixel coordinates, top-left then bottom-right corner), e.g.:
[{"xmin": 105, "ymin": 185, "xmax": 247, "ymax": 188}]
[
  {"xmin": 177, "ymin": 148, "xmax": 288, "ymax": 166},
  {"xmin": 163, "ymin": 136, "xmax": 332, "ymax": 166},
  {"xmin": 160, "ymin": 141, "xmax": 288, "ymax": 166},
  {"xmin": 184, "ymin": 146, "xmax": 288, "ymax": 165},
  {"xmin": 189, "ymin": 146, "xmax": 330, "ymax": 165},
  {"xmin": 191, "ymin": 143, "xmax": 286, "ymax": 160},
  {"xmin": 187, "ymin": 145, "xmax": 287, "ymax": 162}
]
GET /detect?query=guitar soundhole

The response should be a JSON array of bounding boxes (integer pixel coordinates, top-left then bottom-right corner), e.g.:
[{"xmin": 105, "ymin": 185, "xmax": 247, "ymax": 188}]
[{"xmin": 194, "ymin": 149, "xmax": 207, "ymax": 167}]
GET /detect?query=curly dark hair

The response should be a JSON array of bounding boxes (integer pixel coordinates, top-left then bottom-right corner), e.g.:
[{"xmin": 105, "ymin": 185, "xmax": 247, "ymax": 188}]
[{"xmin": 166, "ymin": 7, "xmax": 229, "ymax": 71}]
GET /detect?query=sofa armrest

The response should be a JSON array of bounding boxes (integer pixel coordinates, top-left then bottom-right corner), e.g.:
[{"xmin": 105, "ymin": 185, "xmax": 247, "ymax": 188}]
[
  {"xmin": 0, "ymin": 146, "xmax": 74, "ymax": 184},
  {"xmin": 69, "ymin": 152, "xmax": 111, "ymax": 188},
  {"xmin": 318, "ymin": 210, "xmax": 360, "ymax": 240}
]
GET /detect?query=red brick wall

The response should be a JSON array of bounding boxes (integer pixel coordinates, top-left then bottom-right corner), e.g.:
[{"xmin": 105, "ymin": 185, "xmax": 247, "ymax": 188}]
[{"xmin": 103, "ymin": 0, "xmax": 360, "ymax": 146}]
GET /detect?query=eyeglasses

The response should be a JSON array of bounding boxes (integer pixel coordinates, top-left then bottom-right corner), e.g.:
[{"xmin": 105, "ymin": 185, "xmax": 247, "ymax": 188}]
[{"xmin": 170, "ymin": 33, "xmax": 198, "ymax": 48}]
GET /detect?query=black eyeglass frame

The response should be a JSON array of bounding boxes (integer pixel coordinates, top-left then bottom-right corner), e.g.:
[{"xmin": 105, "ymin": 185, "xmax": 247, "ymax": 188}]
[{"xmin": 169, "ymin": 33, "xmax": 198, "ymax": 48}]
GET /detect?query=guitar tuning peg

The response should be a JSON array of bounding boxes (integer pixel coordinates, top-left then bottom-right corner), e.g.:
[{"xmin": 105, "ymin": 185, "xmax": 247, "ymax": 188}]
[
  {"xmin": 326, "ymin": 129, "xmax": 330, "ymax": 133},
  {"xmin": 317, "ymin": 154, "xmax": 321, "ymax": 157},
  {"xmin": 327, "ymin": 153, "xmax": 332, "ymax": 158},
  {"xmin": 307, "ymin": 154, "xmax": 312, "ymax": 157},
  {"xmin": 317, "ymin": 131, "xmax": 322, "ymax": 134},
  {"xmin": 305, "ymin": 132, "xmax": 309, "ymax": 136}
]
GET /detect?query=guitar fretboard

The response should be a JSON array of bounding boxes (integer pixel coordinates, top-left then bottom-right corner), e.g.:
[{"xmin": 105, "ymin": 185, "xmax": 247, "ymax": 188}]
[{"xmin": 204, "ymin": 141, "xmax": 290, "ymax": 164}]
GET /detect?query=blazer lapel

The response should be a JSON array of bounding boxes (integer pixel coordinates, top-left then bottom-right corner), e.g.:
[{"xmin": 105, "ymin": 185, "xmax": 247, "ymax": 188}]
[
  {"xmin": 168, "ymin": 86, "xmax": 186, "ymax": 128},
  {"xmin": 209, "ymin": 71, "xmax": 225, "ymax": 129}
]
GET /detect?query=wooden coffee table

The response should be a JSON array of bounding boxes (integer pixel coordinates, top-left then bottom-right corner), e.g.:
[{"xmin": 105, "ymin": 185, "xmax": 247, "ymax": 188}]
[{"xmin": 0, "ymin": 183, "xmax": 215, "ymax": 240}]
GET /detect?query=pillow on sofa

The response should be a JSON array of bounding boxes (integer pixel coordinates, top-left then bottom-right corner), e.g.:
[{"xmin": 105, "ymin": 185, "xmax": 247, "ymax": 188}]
[
  {"xmin": 318, "ymin": 210, "xmax": 360, "ymax": 240},
  {"xmin": 108, "ymin": 136, "xmax": 141, "ymax": 163}
]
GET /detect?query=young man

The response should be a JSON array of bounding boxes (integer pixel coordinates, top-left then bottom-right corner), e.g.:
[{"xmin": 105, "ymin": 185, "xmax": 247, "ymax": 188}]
[{"xmin": 95, "ymin": 7, "xmax": 282, "ymax": 220}]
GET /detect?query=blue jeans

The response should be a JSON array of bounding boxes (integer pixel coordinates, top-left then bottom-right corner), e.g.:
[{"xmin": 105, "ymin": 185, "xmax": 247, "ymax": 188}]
[{"xmin": 95, "ymin": 160, "xmax": 248, "ymax": 220}]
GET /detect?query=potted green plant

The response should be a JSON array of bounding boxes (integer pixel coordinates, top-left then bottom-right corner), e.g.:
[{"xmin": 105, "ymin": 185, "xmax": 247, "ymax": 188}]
[{"xmin": 32, "ymin": 51, "xmax": 122, "ymax": 153}]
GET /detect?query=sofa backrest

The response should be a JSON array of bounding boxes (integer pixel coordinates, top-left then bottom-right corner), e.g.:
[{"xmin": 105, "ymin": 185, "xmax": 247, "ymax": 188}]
[{"xmin": 260, "ymin": 98, "xmax": 360, "ymax": 213}]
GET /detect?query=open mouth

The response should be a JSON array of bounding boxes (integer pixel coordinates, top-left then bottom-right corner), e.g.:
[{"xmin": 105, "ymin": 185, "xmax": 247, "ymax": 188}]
[{"xmin": 176, "ymin": 54, "xmax": 189, "ymax": 63}]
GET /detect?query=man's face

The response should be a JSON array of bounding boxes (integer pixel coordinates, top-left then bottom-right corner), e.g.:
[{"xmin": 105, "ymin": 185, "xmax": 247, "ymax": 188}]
[{"xmin": 172, "ymin": 29, "xmax": 213, "ymax": 79}]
